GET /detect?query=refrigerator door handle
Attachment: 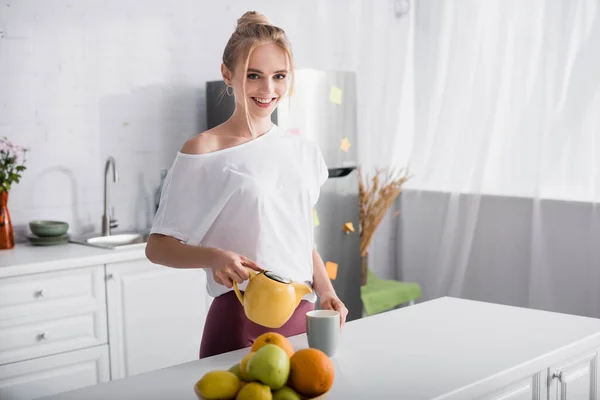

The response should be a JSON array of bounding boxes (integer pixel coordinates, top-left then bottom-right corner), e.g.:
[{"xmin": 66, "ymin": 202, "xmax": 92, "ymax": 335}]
[{"xmin": 327, "ymin": 166, "xmax": 357, "ymax": 178}]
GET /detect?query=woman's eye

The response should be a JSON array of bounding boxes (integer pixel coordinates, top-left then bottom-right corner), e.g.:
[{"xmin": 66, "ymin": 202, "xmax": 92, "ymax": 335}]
[
  {"xmin": 275, "ymin": 74, "xmax": 287, "ymax": 80},
  {"xmin": 247, "ymin": 74, "xmax": 260, "ymax": 80}
]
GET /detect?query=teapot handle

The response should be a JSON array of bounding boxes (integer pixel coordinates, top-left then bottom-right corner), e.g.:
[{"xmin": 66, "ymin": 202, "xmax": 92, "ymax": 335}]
[
  {"xmin": 232, "ymin": 267, "xmax": 258, "ymax": 306},
  {"xmin": 233, "ymin": 281, "xmax": 244, "ymax": 306}
]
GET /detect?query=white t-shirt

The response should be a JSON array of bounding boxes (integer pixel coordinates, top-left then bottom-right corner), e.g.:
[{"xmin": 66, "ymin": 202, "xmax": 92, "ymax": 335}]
[{"xmin": 150, "ymin": 125, "xmax": 327, "ymax": 303}]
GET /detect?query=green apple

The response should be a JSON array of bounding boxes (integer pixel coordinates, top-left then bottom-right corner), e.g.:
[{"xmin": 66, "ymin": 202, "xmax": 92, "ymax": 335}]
[
  {"xmin": 246, "ymin": 344, "xmax": 290, "ymax": 390},
  {"xmin": 273, "ymin": 386, "xmax": 302, "ymax": 400},
  {"xmin": 228, "ymin": 363, "xmax": 242, "ymax": 380}
]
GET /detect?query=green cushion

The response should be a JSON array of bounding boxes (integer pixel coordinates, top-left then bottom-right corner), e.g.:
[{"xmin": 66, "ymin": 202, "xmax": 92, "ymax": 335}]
[{"xmin": 360, "ymin": 270, "xmax": 422, "ymax": 316}]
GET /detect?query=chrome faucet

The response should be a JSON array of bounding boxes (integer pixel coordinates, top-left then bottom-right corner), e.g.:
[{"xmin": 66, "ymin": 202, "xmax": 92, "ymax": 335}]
[{"xmin": 102, "ymin": 156, "xmax": 119, "ymax": 236}]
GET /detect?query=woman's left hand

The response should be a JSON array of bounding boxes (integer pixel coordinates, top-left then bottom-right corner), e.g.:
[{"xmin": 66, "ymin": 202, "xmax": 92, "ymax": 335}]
[{"xmin": 319, "ymin": 291, "xmax": 348, "ymax": 330}]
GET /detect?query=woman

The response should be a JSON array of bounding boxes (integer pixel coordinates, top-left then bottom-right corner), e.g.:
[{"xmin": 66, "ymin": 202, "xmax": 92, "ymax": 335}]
[{"xmin": 145, "ymin": 11, "xmax": 348, "ymax": 359}]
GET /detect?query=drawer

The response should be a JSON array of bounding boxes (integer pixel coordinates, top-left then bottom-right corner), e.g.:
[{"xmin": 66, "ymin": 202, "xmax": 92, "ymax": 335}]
[
  {"xmin": 0, "ymin": 266, "xmax": 107, "ymax": 365},
  {"xmin": 0, "ymin": 266, "xmax": 106, "ymax": 324},
  {"xmin": 0, "ymin": 312, "xmax": 107, "ymax": 366},
  {"xmin": 0, "ymin": 344, "xmax": 109, "ymax": 400}
]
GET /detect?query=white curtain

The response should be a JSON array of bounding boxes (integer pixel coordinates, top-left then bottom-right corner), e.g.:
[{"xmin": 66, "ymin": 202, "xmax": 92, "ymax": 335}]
[{"xmin": 361, "ymin": 0, "xmax": 600, "ymax": 318}]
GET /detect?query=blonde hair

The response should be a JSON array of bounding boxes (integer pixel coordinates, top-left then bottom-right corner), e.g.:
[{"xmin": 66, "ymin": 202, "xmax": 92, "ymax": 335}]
[{"xmin": 222, "ymin": 11, "xmax": 294, "ymax": 137}]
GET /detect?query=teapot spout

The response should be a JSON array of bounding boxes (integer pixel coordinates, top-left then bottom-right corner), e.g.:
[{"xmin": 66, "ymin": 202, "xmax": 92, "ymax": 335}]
[{"xmin": 292, "ymin": 282, "xmax": 313, "ymax": 306}]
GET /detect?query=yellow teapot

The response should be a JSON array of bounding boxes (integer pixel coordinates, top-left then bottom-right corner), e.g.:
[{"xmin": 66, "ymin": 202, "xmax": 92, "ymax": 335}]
[{"xmin": 233, "ymin": 268, "xmax": 313, "ymax": 328}]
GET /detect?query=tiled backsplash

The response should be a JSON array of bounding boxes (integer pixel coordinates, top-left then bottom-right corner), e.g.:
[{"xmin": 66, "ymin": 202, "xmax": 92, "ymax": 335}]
[{"xmin": 2, "ymin": 0, "xmax": 372, "ymax": 241}]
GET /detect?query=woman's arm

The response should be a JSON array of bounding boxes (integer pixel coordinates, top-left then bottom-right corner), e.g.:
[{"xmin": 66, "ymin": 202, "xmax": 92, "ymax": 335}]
[
  {"xmin": 145, "ymin": 234, "xmax": 216, "ymax": 269},
  {"xmin": 311, "ymin": 247, "xmax": 336, "ymax": 297},
  {"xmin": 312, "ymin": 247, "xmax": 349, "ymax": 328},
  {"xmin": 145, "ymin": 234, "xmax": 261, "ymax": 287}
]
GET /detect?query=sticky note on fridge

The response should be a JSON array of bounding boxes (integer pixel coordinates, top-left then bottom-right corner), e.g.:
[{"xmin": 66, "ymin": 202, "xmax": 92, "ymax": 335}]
[
  {"xmin": 343, "ymin": 222, "xmax": 355, "ymax": 234},
  {"xmin": 313, "ymin": 209, "xmax": 320, "ymax": 227},
  {"xmin": 325, "ymin": 261, "xmax": 338, "ymax": 280},
  {"xmin": 329, "ymin": 86, "xmax": 343, "ymax": 104},
  {"xmin": 340, "ymin": 137, "xmax": 351, "ymax": 152}
]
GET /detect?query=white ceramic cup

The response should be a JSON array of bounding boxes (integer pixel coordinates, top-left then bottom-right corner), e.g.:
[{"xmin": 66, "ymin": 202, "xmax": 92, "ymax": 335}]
[{"xmin": 306, "ymin": 310, "xmax": 340, "ymax": 357}]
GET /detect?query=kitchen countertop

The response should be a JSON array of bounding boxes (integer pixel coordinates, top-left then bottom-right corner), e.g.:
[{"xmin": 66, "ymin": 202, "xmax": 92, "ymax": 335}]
[
  {"xmin": 41, "ymin": 296, "xmax": 600, "ymax": 400},
  {"xmin": 0, "ymin": 242, "xmax": 147, "ymax": 278}
]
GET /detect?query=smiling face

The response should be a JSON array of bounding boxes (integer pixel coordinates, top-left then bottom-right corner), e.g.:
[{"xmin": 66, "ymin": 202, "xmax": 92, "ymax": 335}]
[{"xmin": 224, "ymin": 42, "xmax": 290, "ymax": 120}]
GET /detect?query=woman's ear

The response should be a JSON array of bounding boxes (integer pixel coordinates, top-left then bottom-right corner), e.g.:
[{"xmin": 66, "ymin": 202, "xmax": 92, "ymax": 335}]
[{"xmin": 221, "ymin": 63, "xmax": 232, "ymax": 86}]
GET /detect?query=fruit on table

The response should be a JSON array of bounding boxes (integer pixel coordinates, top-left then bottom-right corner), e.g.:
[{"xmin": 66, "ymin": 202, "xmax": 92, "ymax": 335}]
[
  {"xmin": 229, "ymin": 363, "xmax": 243, "ymax": 380},
  {"xmin": 252, "ymin": 332, "xmax": 295, "ymax": 358},
  {"xmin": 194, "ymin": 331, "xmax": 335, "ymax": 400},
  {"xmin": 288, "ymin": 348, "xmax": 335, "ymax": 398},
  {"xmin": 228, "ymin": 364, "xmax": 249, "ymax": 391},
  {"xmin": 246, "ymin": 344, "xmax": 290, "ymax": 390},
  {"xmin": 240, "ymin": 352, "xmax": 255, "ymax": 381},
  {"xmin": 195, "ymin": 370, "xmax": 242, "ymax": 400},
  {"xmin": 236, "ymin": 381, "xmax": 272, "ymax": 400},
  {"xmin": 272, "ymin": 386, "xmax": 301, "ymax": 400}
]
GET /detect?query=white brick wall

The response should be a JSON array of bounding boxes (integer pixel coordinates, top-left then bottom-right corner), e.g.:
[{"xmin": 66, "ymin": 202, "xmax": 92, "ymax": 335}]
[{"xmin": 1, "ymin": 0, "xmax": 369, "ymax": 241}]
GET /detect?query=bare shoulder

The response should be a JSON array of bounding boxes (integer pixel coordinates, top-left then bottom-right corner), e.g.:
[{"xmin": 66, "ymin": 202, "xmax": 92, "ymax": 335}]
[
  {"xmin": 180, "ymin": 124, "xmax": 252, "ymax": 155},
  {"xmin": 179, "ymin": 128, "xmax": 221, "ymax": 155}
]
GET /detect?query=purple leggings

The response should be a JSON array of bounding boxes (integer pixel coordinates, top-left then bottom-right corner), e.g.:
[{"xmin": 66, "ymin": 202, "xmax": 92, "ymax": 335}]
[{"xmin": 199, "ymin": 291, "xmax": 315, "ymax": 359}]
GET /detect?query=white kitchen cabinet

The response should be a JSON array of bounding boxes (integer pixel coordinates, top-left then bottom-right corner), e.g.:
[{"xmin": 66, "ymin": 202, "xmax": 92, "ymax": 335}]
[
  {"xmin": 0, "ymin": 266, "xmax": 107, "ymax": 365},
  {"xmin": 105, "ymin": 258, "xmax": 210, "ymax": 380},
  {"xmin": 548, "ymin": 349, "xmax": 599, "ymax": 399},
  {"xmin": 0, "ymin": 345, "xmax": 109, "ymax": 400}
]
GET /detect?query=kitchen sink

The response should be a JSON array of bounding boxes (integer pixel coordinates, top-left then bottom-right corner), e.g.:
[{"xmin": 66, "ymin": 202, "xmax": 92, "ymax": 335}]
[{"xmin": 71, "ymin": 232, "xmax": 149, "ymax": 250}]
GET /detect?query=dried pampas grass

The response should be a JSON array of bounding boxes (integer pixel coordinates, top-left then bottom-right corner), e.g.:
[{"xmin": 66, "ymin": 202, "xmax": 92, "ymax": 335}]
[{"xmin": 359, "ymin": 166, "xmax": 411, "ymax": 257}]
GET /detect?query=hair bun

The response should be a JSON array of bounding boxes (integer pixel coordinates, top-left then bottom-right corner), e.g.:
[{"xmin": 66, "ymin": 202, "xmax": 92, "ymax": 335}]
[{"xmin": 236, "ymin": 11, "xmax": 272, "ymax": 30}]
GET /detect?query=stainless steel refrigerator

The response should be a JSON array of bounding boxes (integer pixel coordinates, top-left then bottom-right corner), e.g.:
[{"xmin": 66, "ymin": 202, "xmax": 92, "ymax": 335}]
[{"xmin": 206, "ymin": 69, "xmax": 362, "ymax": 322}]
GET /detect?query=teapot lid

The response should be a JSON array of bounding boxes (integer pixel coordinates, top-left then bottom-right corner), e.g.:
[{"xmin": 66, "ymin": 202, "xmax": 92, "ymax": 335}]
[{"xmin": 264, "ymin": 271, "xmax": 290, "ymax": 284}]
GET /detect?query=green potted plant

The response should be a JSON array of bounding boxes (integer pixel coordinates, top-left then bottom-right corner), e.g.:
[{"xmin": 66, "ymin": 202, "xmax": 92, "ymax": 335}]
[{"xmin": 0, "ymin": 137, "xmax": 29, "ymax": 250}]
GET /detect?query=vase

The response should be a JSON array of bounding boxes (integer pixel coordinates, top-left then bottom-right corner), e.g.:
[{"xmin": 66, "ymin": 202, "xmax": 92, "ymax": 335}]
[{"xmin": 0, "ymin": 191, "xmax": 14, "ymax": 250}]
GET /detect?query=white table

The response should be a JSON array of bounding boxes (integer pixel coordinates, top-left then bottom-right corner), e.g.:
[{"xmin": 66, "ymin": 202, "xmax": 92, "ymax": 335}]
[{"xmin": 42, "ymin": 297, "xmax": 600, "ymax": 399}]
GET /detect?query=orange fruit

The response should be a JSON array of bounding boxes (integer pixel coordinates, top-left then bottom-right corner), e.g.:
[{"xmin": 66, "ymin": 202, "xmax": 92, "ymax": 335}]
[
  {"xmin": 240, "ymin": 352, "xmax": 255, "ymax": 381},
  {"xmin": 288, "ymin": 348, "xmax": 334, "ymax": 397},
  {"xmin": 251, "ymin": 332, "xmax": 295, "ymax": 358}
]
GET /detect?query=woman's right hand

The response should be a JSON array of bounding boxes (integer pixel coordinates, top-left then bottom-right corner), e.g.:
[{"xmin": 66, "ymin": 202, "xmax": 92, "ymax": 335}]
[{"xmin": 208, "ymin": 248, "xmax": 262, "ymax": 288}]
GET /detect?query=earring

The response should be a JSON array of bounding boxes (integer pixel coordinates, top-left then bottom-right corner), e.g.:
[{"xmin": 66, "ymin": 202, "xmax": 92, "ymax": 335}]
[{"xmin": 226, "ymin": 86, "xmax": 233, "ymax": 96}]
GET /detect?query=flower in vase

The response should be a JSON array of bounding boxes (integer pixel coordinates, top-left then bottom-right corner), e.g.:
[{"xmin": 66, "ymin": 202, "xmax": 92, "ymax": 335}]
[{"xmin": 0, "ymin": 136, "xmax": 29, "ymax": 192}]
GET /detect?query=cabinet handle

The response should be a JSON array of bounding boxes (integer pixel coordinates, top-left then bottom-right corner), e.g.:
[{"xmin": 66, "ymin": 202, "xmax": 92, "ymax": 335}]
[
  {"xmin": 34, "ymin": 289, "xmax": 45, "ymax": 298},
  {"xmin": 552, "ymin": 371, "xmax": 563, "ymax": 382},
  {"xmin": 36, "ymin": 332, "xmax": 48, "ymax": 341},
  {"xmin": 106, "ymin": 273, "xmax": 115, "ymax": 280}
]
